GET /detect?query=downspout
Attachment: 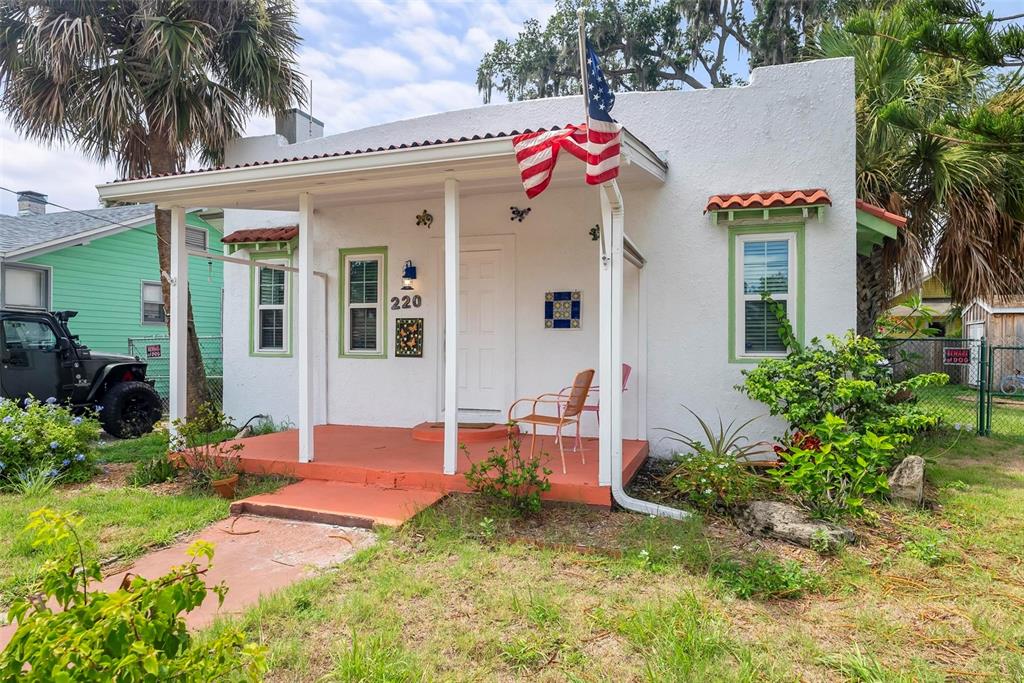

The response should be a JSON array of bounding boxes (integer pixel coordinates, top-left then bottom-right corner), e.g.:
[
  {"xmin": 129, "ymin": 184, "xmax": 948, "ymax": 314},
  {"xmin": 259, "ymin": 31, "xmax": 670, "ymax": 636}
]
[{"xmin": 601, "ymin": 181, "xmax": 689, "ymax": 520}]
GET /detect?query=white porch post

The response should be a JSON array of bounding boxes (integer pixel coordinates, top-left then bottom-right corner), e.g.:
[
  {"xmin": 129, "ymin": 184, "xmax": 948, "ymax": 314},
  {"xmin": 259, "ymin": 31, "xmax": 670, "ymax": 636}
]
[
  {"xmin": 597, "ymin": 191, "xmax": 617, "ymax": 487},
  {"xmin": 443, "ymin": 178, "xmax": 460, "ymax": 475},
  {"xmin": 297, "ymin": 192, "xmax": 315, "ymax": 462},
  {"xmin": 168, "ymin": 206, "xmax": 188, "ymax": 431}
]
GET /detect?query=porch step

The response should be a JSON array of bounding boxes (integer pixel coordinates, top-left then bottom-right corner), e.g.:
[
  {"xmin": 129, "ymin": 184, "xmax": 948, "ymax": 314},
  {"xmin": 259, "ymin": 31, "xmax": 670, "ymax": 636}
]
[
  {"xmin": 229, "ymin": 480, "xmax": 445, "ymax": 529},
  {"xmin": 410, "ymin": 421, "xmax": 517, "ymax": 443}
]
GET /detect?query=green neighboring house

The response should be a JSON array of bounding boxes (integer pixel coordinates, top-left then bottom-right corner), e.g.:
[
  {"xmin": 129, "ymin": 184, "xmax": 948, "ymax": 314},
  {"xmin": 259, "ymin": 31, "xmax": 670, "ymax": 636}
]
[{"xmin": 0, "ymin": 191, "xmax": 223, "ymax": 405}]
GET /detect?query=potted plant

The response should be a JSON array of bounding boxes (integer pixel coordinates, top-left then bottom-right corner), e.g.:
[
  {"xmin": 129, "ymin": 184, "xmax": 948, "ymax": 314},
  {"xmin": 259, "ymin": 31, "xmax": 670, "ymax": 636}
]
[{"xmin": 170, "ymin": 403, "xmax": 245, "ymax": 499}]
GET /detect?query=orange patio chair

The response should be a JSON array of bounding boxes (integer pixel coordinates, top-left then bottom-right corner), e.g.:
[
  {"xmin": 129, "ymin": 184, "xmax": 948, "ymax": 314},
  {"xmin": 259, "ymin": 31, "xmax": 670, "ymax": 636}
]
[
  {"xmin": 507, "ymin": 368, "xmax": 595, "ymax": 475},
  {"xmin": 560, "ymin": 362, "xmax": 631, "ymax": 426}
]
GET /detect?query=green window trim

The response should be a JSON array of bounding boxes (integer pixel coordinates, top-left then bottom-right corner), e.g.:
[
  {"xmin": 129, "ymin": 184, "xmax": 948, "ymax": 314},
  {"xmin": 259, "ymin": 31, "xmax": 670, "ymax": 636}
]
[
  {"xmin": 338, "ymin": 246, "xmax": 388, "ymax": 359},
  {"xmin": 727, "ymin": 223, "xmax": 805, "ymax": 364},
  {"xmin": 249, "ymin": 250, "xmax": 294, "ymax": 358}
]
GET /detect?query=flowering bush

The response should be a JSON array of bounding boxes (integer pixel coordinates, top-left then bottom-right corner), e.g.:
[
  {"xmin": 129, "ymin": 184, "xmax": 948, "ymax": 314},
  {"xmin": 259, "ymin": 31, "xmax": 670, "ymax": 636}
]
[
  {"xmin": 0, "ymin": 397, "xmax": 99, "ymax": 489},
  {"xmin": 661, "ymin": 445, "xmax": 757, "ymax": 511}
]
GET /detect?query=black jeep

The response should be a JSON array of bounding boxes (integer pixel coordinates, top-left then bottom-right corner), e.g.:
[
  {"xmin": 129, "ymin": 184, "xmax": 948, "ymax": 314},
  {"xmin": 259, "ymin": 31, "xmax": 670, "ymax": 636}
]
[{"xmin": 0, "ymin": 309, "xmax": 162, "ymax": 438}]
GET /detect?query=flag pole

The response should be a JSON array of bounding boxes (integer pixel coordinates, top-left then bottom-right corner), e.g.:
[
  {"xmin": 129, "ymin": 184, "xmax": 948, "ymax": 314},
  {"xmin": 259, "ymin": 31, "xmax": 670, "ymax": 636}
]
[
  {"xmin": 577, "ymin": 7, "xmax": 607, "ymax": 265},
  {"xmin": 576, "ymin": 7, "xmax": 590, "ymax": 131}
]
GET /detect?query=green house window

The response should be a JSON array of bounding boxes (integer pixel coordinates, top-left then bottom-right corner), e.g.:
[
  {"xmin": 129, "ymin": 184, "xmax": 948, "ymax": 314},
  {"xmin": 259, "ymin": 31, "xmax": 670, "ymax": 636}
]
[
  {"xmin": 255, "ymin": 262, "xmax": 288, "ymax": 353},
  {"xmin": 340, "ymin": 247, "xmax": 387, "ymax": 358},
  {"xmin": 731, "ymin": 230, "xmax": 800, "ymax": 361}
]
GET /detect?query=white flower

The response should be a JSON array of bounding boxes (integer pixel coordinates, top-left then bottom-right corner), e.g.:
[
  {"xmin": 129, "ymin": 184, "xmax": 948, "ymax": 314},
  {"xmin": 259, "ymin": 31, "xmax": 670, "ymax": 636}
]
[
  {"xmin": 671, "ymin": 545, "xmax": 681, "ymax": 552},
  {"xmin": 704, "ymin": 488, "xmax": 713, "ymax": 495}
]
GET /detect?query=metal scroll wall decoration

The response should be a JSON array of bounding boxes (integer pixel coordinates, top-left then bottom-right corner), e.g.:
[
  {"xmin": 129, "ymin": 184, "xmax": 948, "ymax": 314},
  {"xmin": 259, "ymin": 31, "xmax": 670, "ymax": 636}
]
[
  {"xmin": 415, "ymin": 210, "xmax": 433, "ymax": 229},
  {"xmin": 510, "ymin": 206, "xmax": 531, "ymax": 222}
]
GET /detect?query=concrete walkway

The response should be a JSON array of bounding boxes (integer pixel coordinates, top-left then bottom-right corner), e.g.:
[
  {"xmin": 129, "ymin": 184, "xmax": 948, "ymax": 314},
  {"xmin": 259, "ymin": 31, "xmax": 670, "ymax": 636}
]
[{"xmin": 0, "ymin": 515, "xmax": 375, "ymax": 649}]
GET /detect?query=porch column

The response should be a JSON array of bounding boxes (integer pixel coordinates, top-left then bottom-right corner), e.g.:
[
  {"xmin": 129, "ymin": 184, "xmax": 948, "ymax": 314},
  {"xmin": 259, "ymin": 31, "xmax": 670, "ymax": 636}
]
[
  {"xmin": 297, "ymin": 192, "xmax": 315, "ymax": 462},
  {"xmin": 443, "ymin": 178, "xmax": 460, "ymax": 475},
  {"xmin": 597, "ymin": 188, "xmax": 623, "ymax": 487},
  {"xmin": 168, "ymin": 205, "xmax": 188, "ymax": 431}
]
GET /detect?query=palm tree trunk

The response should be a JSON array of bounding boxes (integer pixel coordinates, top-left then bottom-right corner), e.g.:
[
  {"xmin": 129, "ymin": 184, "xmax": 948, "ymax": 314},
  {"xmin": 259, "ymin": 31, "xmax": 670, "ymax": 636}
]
[
  {"xmin": 150, "ymin": 140, "xmax": 210, "ymax": 417},
  {"xmin": 856, "ymin": 248, "xmax": 887, "ymax": 336}
]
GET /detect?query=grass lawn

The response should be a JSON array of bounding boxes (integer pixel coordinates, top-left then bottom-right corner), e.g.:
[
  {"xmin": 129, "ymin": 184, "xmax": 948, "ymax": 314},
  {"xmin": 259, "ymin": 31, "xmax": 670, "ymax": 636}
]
[
  {"xmin": 0, "ymin": 486, "xmax": 228, "ymax": 608},
  {"xmin": 213, "ymin": 432, "xmax": 1024, "ymax": 682},
  {"xmin": 1, "ymin": 433, "xmax": 288, "ymax": 609}
]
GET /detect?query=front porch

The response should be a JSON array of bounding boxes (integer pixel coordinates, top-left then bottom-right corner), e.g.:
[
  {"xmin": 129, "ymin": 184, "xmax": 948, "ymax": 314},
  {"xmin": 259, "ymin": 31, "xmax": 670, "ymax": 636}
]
[{"xmin": 228, "ymin": 423, "xmax": 649, "ymax": 507}]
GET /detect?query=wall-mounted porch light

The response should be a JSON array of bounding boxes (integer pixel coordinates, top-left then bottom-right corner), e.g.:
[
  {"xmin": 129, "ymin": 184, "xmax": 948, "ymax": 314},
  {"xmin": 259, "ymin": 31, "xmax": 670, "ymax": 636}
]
[{"xmin": 401, "ymin": 260, "xmax": 417, "ymax": 290}]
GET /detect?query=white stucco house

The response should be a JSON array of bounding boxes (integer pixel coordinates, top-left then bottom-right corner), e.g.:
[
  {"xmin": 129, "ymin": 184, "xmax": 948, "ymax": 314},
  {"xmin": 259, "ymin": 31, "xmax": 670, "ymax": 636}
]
[{"xmin": 97, "ymin": 57, "xmax": 901, "ymax": 512}]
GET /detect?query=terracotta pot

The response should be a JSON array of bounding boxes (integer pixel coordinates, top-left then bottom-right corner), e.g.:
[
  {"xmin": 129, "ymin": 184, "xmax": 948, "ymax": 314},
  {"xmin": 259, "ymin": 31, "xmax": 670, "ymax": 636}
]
[{"xmin": 212, "ymin": 474, "xmax": 239, "ymax": 499}]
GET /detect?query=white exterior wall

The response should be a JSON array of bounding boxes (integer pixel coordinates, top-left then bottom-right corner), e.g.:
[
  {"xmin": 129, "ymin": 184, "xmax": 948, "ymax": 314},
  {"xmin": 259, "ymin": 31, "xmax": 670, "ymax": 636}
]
[{"xmin": 222, "ymin": 57, "xmax": 856, "ymax": 451}]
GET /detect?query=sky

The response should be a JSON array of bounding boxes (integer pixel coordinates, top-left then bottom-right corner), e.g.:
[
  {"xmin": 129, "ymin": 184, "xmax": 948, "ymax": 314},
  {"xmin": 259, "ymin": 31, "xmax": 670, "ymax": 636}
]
[
  {"xmin": 0, "ymin": 0, "xmax": 1019, "ymax": 216},
  {"xmin": 0, "ymin": 0, "xmax": 559, "ymax": 215}
]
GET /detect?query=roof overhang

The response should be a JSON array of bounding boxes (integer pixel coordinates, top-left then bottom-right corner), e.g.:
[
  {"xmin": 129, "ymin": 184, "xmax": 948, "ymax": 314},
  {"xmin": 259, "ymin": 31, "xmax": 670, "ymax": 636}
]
[
  {"xmin": 856, "ymin": 199, "xmax": 904, "ymax": 256},
  {"xmin": 0, "ymin": 212, "xmax": 157, "ymax": 261},
  {"xmin": 96, "ymin": 129, "xmax": 667, "ymax": 211}
]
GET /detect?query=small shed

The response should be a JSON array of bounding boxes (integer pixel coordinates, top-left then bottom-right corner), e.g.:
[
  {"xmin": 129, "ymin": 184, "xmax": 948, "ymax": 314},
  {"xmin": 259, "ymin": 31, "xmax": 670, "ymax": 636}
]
[
  {"xmin": 962, "ymin": 296, "xmax": 1024, "ymax": 343},
  {"xmin": 962, "ymin": 297, "xmax": 1024, "ymax": 387}
]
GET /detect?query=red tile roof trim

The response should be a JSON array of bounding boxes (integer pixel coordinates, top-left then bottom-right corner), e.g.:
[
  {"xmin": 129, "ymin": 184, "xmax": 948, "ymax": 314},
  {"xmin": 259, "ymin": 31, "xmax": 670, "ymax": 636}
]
[
  {"xmin": 704, "ymin": 189, "xmax": 832, "ymax": 213},
  {"xmin": 222, "ymin": 226, "xmax": 298, "ymax": 244},
  {"xmin": 855, "ymin": 199, "xmax": 907, "ymax": 228},
  {"xmin": 119, "ymin": 128, "xmax": 554, "ymax": 182}
]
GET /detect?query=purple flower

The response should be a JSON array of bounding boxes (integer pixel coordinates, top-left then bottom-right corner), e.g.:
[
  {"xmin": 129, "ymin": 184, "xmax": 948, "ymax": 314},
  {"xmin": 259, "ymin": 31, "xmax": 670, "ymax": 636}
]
[
  {"xmin": 94, "ymin": 405, "xmax": 105, "ymax": 413},
  {"xmin": 0, "ymin": 462, "xmax": 5, "ymax": 471},
  {"xmin": 50, "ymin": 441, "xmax": 59, "ymax": 450},
  {"xmin": 46, "ymin": 397, "xmax": 57, "ymax": 405},
  {"xmin": 47, "ymin": 469, "xmax": 59, "ymax": 478},
  {"xmin": 74, "ymin": 453, "xmax": 86, "ymax": 462},
  {"xmin": 72, "ymin": 416, "xmax": 83, "ymax": 426},
  {"xmin": 61, "ymin": 459, "xmax": 70, "ymax": 467},
  {"xmin": 2, "ymin": 416, "xmax": 13, "ymax": 424},
  {"xmin": 23, "ymin": 398, "xmax": 32, "ymax": 407}
]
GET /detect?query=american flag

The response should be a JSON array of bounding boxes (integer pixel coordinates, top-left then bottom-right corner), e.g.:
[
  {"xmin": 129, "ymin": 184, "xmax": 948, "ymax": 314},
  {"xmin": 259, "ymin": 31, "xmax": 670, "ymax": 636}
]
[{"xmin": 513, "ymin": 40, "xmax": 622, "ymax": 198}]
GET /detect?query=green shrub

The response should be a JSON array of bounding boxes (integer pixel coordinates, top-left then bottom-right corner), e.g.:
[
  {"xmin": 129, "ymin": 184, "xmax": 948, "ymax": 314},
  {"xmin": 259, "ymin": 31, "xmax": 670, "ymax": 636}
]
[
  {"xmin": 738, "ymin": 331, "xmax": 946, "ymax": 436},
  {"xmin": 0, "ymin": 508, "xmax": 266, "ymax": 681},
  {"xmin": 773, "ymin": 414, "xmax": 898, "ymax": 520},
  {"xmin": 0, "ymin": 397, "xmax": 99, "ymax": 490},
  {"xmin": 129, "ymin": 453, "xmax": 179, "ymax": 486},
  {"xmin": 662, "ymin": 446, "xmax": 757, "ymax": 512},
  {"xmin": 658, "ymin": 407, "xmax": 768, "ymax": 511},
  {"xmin": 712, "ymin": 554, "xmax": 821, "ymax": 599},
  {"xmin": 463, "ymin": 435, "xmax": 551, "ymax": 515}
]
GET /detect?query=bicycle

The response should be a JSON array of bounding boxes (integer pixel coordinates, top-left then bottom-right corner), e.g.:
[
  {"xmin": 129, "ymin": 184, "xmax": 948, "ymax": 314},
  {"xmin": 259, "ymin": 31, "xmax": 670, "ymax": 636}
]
[{"xmin": 1000, "ymin": 369, "xmax": 1024, "ymax": 395}]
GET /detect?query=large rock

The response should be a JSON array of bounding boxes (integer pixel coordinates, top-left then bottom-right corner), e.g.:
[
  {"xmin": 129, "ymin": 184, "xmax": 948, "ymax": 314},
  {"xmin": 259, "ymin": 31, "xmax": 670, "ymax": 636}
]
[
  {"xmin": 888, "ymin": 455, "xmax": 925, "ymax": 506},
  {"xmin": 736, "ymin": 501, "xmax": 856, "ymax": 550}
]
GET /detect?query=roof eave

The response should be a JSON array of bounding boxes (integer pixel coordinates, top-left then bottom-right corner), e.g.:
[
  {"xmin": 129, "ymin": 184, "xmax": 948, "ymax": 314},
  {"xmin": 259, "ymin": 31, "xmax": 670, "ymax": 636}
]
[{"xmin": 96, "ymin": 128, "xmax": 667, "ymax": 209}]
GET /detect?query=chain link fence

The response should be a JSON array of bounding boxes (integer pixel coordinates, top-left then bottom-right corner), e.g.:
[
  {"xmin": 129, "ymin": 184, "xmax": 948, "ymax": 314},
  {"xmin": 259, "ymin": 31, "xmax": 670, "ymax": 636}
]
[
  {"xmin": 877, "ymin": 336, "xmax": 1024, "ymax": 439},
  {"xmin": 127, "ymin": 335, "xmax": 223, "ymax": 413}
]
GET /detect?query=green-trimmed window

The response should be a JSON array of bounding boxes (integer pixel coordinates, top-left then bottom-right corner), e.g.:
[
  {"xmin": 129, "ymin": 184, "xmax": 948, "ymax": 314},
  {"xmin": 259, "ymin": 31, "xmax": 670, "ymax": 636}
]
[
  {"xmin": 733, "ymin": 232, "xmax": 797, "ymax": 359},
  {"xmin": 340, "ymin": 247, "xmax": 387, "ymax": 357},
  {"xmin": 255, "ymin": 261, "xmax": 288, "ymax": 353}
]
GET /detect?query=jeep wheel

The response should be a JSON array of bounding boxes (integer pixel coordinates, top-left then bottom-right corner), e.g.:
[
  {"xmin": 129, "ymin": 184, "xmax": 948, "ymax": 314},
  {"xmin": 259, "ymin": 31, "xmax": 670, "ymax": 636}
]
[{"xmin": 101, "ymin": 381, "xmax": 162, "ymax": 438}]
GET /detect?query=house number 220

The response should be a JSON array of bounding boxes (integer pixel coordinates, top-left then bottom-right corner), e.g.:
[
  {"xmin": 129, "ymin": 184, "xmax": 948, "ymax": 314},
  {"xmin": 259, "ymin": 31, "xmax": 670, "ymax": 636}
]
[{"xmin": 390, "ymin": 295, "xmax": 422, "ymax": 310}]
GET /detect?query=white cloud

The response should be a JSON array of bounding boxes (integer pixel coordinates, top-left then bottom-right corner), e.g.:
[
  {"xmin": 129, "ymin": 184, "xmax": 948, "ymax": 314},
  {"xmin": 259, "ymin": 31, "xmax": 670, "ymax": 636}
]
[
  {"xmin": 337, "ymin": 46, "xmax": 421, "ymax": 81},
  {"xmin": 0, "ymin": 122, "xmax": 113, "ymax": 215},
  {"xmin": 351, "ymin": 0, "xmax": 436, "ymax": 26}
]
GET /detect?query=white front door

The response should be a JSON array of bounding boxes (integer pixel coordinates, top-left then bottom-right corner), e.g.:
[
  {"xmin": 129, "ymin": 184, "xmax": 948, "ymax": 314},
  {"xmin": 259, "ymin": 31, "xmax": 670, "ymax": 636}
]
[{"xmin": 457, "ymin": 248, "xmax": 511, "ymax": 414}]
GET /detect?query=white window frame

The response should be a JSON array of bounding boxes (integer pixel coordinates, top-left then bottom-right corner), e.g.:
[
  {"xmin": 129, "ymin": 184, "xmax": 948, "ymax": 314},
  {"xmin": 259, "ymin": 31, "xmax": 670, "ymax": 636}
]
[
  {"xmin": 185, "ymin": 226, "xmax": 208, "ymax": 252},
  {"xmin": 0, "ymin": 263, "xmax": 51, "ymax": 310},
  {"xmin": 140, "ymin": 280, "xmax": 166, "ymax": 325},
  {"xmin": 734, "ymin": 232, "xmax": 797, "ymax": 360},
  {"xmin": 342, "ymin": 252, "xmax": 385, "ymax": 356},
  {"xmin": 253, "ymin": 259, "xmax": 290, "ymax": 355}
]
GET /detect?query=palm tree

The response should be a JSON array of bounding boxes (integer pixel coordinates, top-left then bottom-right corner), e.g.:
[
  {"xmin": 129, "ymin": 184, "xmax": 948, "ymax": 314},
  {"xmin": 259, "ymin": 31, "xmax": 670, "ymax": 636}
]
[
  {"xmin": 0, "ymin": 0, "xmax": 305, "ymax": 414},
  {"xmin": 815, "ymin": 9, "xmax": 1024, "ymax": 334}
]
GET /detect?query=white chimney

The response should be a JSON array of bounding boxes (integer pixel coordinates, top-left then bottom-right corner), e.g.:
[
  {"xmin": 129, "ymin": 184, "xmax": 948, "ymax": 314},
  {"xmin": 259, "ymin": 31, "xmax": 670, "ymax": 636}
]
[
  {"xmin": 17, "ymin": 190, "xmax": 47, "ymax": 216},
  {"xmin": 275, "ymin": 108, "xmax": 324, "ymax": 145}
]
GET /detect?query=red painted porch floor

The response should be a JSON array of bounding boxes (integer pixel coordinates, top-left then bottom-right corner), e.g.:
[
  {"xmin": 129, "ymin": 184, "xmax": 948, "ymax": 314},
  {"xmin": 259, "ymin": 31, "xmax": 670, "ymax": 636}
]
[{"xmin": 226, "ymin": 424, "xmax": 648, "ymax": 526}]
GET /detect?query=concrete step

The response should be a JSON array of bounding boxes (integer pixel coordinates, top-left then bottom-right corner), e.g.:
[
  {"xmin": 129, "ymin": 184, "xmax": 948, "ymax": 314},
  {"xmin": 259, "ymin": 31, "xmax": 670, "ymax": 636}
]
[{"xmin": 230, "ymin": 479, "xmax": 445, "ymax": 528}]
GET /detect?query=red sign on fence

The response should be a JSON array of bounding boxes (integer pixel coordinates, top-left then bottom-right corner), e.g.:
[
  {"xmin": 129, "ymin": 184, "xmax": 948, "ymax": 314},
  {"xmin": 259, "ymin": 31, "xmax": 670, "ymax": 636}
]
[
  {"xmin": 145, "ymin": 344, "xmax": 162, "ymax": 359},
  {"xmin": 943, "ymin": 347, "xmax": 972, "ymax": 366}
]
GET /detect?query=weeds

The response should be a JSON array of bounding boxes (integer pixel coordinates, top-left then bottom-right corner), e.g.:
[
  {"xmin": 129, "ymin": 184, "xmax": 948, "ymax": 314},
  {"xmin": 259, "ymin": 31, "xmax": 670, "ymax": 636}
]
[
  {"xmin": 711, "ymin": 554, "xmax": 821, "ymax": 599},
  {"xmin": 128, "ymin": 454, "xmax": 178, "ymax": 486},
  {"xmin": 9, "ymin": 465, "xmax": 60, "ymax": 497}
]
